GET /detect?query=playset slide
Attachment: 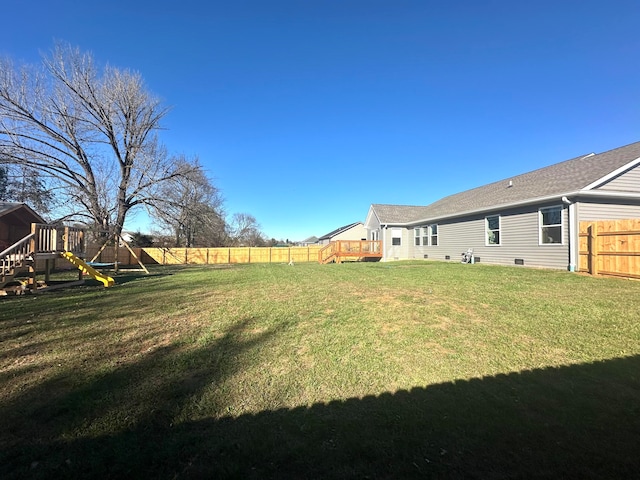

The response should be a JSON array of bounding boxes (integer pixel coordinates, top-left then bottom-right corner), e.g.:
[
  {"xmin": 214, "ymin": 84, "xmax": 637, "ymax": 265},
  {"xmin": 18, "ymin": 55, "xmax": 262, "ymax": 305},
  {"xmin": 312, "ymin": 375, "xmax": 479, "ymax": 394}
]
[{"xmin": 61, "ymin": 251, "xmax": 115, "ymax": 287}]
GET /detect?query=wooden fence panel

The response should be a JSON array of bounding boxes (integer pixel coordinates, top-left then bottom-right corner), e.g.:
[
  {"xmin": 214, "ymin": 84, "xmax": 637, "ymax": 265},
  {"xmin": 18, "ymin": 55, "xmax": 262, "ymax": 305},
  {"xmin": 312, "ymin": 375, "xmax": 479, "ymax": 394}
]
[
  {"xmin": 579, "ymin": 219, "xmax": 640, "ymax": 279},
  {"xmin": 270, "ymin": 248, "xmax": 291, "ymax": 263},
  {"xmin": 86, "ymin": 245, "xmax": 322, "ymax": 266},
  {"xmin": 187, "ymin": 248, "xmax": 208, "ymax": 264},
  {"xmin": 248, "ymin": 248, "xmax": 271, "ymax": 263},
  {"xmin": 290, "ymin": 247, "xmax": 314, "ymax": 262},
  {"xmin": 228, "ymin": 247, "xmax": 248, "ymax": 264},
  {"xmin": 140, "ymin": 248, "xmax": 161, "ymax": 265},
  {"xmin": 206, "ymin": 248, "xmax": 230, "ymax": 264}
]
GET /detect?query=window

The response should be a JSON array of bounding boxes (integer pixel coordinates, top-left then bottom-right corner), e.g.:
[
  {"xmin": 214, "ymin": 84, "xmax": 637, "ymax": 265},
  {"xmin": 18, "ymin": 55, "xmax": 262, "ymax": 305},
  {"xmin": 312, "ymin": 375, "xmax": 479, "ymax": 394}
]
[
  {"xmin": 430, "ymin": 224, "xmax": 438, "ymax": 246},
  {"xmin": 486, "ymin": 215, "xmax": 500, "ymax": 245},
  {"xmin": 540, "ymin": 206, "xmax": 562, "ymax": 244},
  {"xmin": 392, "ymin": 228, "xmax": 401, "ymax": 246},
  {"xmin": 414, "ymin": 228, "xmax": 421, "ymax": 246},
  {"xmin": 422, "ymin": 227, "xmax": 429, "ymax": 246}
]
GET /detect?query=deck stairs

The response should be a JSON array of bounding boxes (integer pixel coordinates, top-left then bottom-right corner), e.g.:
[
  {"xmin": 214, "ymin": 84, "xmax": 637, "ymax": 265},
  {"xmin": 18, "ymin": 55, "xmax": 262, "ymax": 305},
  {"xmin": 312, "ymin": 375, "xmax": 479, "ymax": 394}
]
[
  {"xmin": 0, "ymin": 234, "xmax": 34, "ymax": 288},
  {"xmin": 318, "ymin": 240, "xmax": 382, "ymax": 264}
]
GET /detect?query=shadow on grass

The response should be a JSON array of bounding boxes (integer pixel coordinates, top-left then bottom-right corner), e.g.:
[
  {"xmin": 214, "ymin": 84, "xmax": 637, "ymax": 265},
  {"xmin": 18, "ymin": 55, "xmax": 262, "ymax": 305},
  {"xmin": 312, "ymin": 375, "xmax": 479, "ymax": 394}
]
[
  {"xmin": 2, "ymin": 350, "xmax": 638, "ymax": 479},
  {"xmin": 0, "ymin": 315, "xmax": 287, "ymax": 479}
]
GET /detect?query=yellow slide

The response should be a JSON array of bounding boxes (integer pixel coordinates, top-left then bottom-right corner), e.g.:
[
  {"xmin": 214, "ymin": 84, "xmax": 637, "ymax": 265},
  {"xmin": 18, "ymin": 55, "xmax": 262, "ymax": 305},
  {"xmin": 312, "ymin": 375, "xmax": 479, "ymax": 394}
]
[{"xmin": 61, "ymin": 251, "xmax": 115, "ymax": 287}]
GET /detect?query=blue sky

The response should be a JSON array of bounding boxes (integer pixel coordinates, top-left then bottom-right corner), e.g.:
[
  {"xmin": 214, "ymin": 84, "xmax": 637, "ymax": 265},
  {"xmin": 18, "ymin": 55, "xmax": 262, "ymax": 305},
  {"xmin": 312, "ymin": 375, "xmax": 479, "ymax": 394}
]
[{"xmin": 2, "ymin": 1, "xmax": 640, "ymax": 241}]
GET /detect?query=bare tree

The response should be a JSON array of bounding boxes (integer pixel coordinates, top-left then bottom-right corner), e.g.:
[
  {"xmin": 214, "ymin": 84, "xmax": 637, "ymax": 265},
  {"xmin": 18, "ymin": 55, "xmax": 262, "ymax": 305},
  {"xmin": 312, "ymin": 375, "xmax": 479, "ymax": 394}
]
[
  {"xmin": 0, "ymin": 166, "xmax": 8, "ymax": 200},
  {"xmin": 0, "ymin": 164, "xmax": 53, "ymax": 214},
  {"xmin": 149, "ymin": 157, "xmax": 226, "ymax": 247},
  {"xmin": 227, "ymin": 212, "xmax": 265, "ymax": 247},
  {"xmin": 0, "ymin": 43, "xmax": 189, "ymax": 237}
]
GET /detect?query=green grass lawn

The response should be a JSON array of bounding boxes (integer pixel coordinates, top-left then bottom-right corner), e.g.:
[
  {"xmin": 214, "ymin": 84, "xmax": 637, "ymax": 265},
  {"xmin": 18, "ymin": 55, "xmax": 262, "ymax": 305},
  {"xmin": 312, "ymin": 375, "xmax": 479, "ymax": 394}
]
[{"xmin": 1, "ymin": 261, "xmax": 639, "ymax": 479}]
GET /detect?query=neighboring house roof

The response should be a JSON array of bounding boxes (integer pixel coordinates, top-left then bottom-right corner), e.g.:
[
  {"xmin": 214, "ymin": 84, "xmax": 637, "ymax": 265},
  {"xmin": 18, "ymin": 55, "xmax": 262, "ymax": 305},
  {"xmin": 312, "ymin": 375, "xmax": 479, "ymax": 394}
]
[
  {"xmin": 0, "ymin": 202, "xmax": 45, "ymax": 225},
  {"xmin": 318, "ymin": 222, "xmax": 363, "ymax": 241},
  {"xmin": 372, "ymin": 141, "xmax": 640, "ymax": 225},
  {"xmin": 301, "ymin": 236, "xmax": 319, "ymax": 244}
]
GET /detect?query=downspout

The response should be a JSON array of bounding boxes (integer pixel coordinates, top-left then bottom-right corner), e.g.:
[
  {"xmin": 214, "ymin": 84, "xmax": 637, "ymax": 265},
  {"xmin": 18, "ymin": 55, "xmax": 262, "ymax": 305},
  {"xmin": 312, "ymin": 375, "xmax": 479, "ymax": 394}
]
[
  {"xmin": 562, "ymin": 196, "xmax": 577, "ymax": 272},
  {"xmin": 381, "ymin": 224, "xmax": 387, "ymax": 262}
]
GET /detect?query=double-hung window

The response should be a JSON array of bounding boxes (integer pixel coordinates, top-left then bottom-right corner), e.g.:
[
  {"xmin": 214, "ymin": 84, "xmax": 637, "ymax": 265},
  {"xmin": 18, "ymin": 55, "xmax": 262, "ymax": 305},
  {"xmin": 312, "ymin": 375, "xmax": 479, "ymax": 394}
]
[
  {"xmin": 414, "ymin": 228, "xmax": 421, "ymax": 246},
  {"xmin": 429, "ymin": 224, "xmax": 438, "ymax": 246},
  {"xmin": 486, "ymin": 215, "xmax": 501, "ymax": 245},
  {"xmin": 422, "ymin": 227, "xmax": 429, "ymax": 246},
  {"xmin": 540, "ymin": 206, "xmax": 563, "ymax": 244}
]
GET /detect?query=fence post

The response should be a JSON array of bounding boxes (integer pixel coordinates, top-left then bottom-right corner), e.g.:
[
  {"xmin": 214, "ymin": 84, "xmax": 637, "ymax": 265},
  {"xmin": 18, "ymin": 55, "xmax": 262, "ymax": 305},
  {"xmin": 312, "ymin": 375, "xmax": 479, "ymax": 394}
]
[{"xmin": 588, "ymin": 223, "xmax": 598, "ymax": 275}]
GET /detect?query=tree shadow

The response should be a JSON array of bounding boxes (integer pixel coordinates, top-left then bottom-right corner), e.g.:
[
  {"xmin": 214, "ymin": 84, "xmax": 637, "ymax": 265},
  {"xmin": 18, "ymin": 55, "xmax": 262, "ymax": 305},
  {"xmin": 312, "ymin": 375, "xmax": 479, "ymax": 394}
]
[
  {"xmin": 0, "ymin": 316, "xmax": 287, "ymax": 479},
  {"xmin": 2, "ymin": 349, "xmax": 638, "ymax": 479}
]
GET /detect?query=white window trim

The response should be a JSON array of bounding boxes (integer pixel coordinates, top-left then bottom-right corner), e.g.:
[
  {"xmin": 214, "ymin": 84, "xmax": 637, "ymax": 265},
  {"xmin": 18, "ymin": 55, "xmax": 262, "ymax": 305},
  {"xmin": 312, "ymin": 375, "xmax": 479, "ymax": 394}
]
[
  {"xmin": 429, "ymin": 224, "xmax": 439, "ymax": 246},
  {"xmin": 414, "ymin": 228, "xmax": 421, "ymax": 246},
  {"xmin": 539, "ymin": 205, "xmax": 564, "ymax": 246},
  {"xmin": 485, "ymin": 215, "xmax": 501, "ymax": 246},
  {"xmin": 391, "ymin": 228, "xmax": 402, "ymax": 246}
]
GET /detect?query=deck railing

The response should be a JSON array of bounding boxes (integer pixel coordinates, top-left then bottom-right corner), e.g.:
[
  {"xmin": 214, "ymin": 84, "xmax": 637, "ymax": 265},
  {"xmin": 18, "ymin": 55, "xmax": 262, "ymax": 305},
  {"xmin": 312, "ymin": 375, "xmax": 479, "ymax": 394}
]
[
  {"xmin": 1, "ymin": 233, "xmax": 35, "ymax": 282},
  {"xmin": 318, "ymin": 240, "xmax": 382, "ymax": 264},
  {"xmin": 318, "ymin": 242, "xmax": 338, "ymax": 264},
  {"xmin": 31, "ymin": 224, "xmax": 85, "ymax": 255}
]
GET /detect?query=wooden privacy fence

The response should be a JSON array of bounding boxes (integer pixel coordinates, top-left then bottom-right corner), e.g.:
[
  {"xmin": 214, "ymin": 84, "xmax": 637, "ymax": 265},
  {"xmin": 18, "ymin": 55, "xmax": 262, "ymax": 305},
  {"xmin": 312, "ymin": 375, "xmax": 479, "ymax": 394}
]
[
  {"xmin": 579, "ymin": 219, "xmax": 640, "ymax": 279},
  {"xmin": 86, "ymin": 245, "xmax": 323, "ymax": 266}
]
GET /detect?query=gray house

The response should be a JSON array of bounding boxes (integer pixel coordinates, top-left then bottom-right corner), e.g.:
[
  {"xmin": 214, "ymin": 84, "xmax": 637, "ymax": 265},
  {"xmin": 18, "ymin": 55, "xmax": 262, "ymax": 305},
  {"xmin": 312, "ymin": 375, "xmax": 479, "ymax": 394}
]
[{"xmin": 364, "ymin": 141, "xmax": 640, "ymax": 270}]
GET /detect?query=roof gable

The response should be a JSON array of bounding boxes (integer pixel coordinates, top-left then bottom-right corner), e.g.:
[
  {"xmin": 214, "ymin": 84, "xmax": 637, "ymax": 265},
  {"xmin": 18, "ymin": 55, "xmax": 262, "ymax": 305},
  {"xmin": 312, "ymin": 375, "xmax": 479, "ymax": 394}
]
[{"xmin": 0, "ymin": 202, "xmax": 45, "ymax": 224}]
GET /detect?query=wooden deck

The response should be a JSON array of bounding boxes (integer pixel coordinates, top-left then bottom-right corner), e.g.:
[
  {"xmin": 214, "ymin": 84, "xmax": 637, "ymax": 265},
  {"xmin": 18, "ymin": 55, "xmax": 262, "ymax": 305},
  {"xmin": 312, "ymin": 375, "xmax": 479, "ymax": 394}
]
[
  {"xmin": 318, "ymin": 240, "xmax": 382, "ymax": 264},
  {"xmin": 1, "ymin": 223, "xmax": 85, "ymax": 291}
]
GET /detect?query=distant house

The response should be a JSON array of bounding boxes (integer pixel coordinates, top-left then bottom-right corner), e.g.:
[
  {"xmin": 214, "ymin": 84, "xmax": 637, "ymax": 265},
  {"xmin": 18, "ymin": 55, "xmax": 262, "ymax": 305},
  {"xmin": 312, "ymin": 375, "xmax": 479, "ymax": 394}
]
[
  {"xmin": 299, "ymin": 236, "xmax": 319, "ymax": 246},
  {"xmin": 364, "ymin": 141, "xmax": 640, "ymax": 270},
  {"xmin": 318, "ymin": 222, "xmax": 367, "ymax": 245},
  {"xmin": 0, "ymin": 202, "xmax": 45, "ymax": 251}
]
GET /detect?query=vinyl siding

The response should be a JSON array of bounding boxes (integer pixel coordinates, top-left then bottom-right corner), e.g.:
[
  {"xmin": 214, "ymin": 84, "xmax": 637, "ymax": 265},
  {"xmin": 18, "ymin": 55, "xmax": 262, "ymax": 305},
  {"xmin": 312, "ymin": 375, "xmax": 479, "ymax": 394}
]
[
  {"xmin": 331, "ymin": 224, "xmax": 367, "ymax": 242},
  {"xmin": 577, "ymin": 201, "xmax": 640, "ymax": 221},
  {"xmin": 410, "ymin": 204, "xmax": 569, "ymax": 269},
  {"xmin": 365, "ymin": 208, "xmax": 383, "ymax": 243},
  {"xmin": 382, "ymin": 227, "xmax": 411, "ymax": 261},
  {"xmin": 596, "ymin": 165, "xmax": 640, "ymax": 192}
]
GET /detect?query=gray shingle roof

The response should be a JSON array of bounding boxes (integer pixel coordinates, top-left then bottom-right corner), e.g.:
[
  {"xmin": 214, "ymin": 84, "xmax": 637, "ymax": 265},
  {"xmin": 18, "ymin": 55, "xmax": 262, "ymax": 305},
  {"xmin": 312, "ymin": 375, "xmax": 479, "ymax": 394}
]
[
  {"xmin": 369, "ymin": 204, "xmax": 432, "ymax": 224},
  {"xmin": 372, "ymin": 141, "xmax": 640, "ymax": 225}
]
